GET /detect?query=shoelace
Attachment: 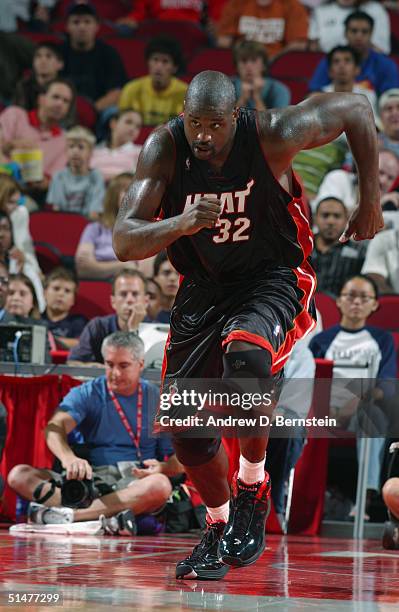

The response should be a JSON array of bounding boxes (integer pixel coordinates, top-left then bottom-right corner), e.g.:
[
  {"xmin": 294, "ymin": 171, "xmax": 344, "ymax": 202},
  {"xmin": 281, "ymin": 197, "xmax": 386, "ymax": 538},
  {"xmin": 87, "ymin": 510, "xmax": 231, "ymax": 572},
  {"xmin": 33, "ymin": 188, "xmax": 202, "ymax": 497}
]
[
  {"xmin": 187, "ymin": 524, "xmax": 220, "ymax": 561},
  {"xmin": 231, "ymin": 488, "xmax": 258, "ymax": 541}
]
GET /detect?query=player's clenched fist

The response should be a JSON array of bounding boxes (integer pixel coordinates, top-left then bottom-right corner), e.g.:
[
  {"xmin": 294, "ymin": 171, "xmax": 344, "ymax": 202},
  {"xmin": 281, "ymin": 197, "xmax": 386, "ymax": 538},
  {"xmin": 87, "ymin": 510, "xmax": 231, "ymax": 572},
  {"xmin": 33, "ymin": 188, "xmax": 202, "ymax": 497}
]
[{"xmin": 178, "ymin": 197, "xmax": 222, "ymax": 235}]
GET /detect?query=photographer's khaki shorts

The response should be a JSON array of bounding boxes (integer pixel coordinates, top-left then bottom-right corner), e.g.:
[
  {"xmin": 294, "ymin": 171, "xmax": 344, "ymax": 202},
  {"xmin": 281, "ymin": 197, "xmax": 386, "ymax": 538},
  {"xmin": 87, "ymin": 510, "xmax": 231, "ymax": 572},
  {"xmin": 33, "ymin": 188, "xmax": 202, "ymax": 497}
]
[{"xmin": 47, "ymin": 462, "xmax": 138, "ymax": 494}]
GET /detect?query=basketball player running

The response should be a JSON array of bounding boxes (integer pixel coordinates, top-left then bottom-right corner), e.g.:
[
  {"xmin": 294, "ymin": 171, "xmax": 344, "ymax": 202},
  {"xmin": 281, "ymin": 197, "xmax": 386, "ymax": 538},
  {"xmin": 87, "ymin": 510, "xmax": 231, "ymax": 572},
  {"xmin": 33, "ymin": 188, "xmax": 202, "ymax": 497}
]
[{"xmin": 113, "ymin": 71, "xmax": 383, "ymax": 580}]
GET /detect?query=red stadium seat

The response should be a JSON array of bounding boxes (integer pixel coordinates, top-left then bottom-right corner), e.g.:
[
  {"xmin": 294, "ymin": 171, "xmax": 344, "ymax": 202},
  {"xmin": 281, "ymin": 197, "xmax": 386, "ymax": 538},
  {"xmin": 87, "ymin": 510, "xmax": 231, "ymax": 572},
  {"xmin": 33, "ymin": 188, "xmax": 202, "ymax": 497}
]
[
  {"xmin": 34, "ymin": 243, "xmax": 63, "ymax": 274},
  {"xmin": 104, "ymin": 37, "xmax": 148, "ymax": 79},
  {"xmin": 71, "ymin": 280, "xmax": 113, "ymax": 319},
  {"xmin": 278, "ymin": 77, "xmax": 309, "ymax": 105},
  {"xmin": 268, "ymin": 51, "xmax": 324, "ymax": 105},
  {"xmin": 135, "ymin": 20, "xmax": 209, "ymax": 63},
  {"xmin": 19, "ymin": 32, "xmax": 63, "ymax": 44},
  {"xmin": 314, "ymin": 292, "xmax": 340, "ymax": 329},
  {"xmin": 368, "ymin": 294, "xmax": 399, "ymax": 332},
  {"xmin": 136, "ymin": 125, "xmax": 155, "ymax": 145},
  {"xmin": 389, "ymin": 10, "xmax": 399, "ymax": 53},
  {"xmin": 30, "ymin": 211, "xmax": 89, "ymax": 259},
  {"xmin": 50, "ymin": 349, "xmax": 69, "ymax": 364},
  {"xmin": 76, "ymin": 96, "xmax": 97, "ymax": 131},
  {"xmin": 269, "ymin": 50, "xmax": 324, "ymax": 80},
  {"xmin": 187, "ymin": 48, "xmax": 235, "ymax": 78}
]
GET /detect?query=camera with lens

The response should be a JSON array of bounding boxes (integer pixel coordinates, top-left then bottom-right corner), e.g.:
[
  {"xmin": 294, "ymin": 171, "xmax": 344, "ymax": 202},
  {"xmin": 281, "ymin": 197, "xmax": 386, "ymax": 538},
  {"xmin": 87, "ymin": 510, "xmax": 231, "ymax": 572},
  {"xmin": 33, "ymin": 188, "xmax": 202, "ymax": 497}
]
[{"xmin": 60, "ymin": 478, "xmax": 100, "ymax": 509}]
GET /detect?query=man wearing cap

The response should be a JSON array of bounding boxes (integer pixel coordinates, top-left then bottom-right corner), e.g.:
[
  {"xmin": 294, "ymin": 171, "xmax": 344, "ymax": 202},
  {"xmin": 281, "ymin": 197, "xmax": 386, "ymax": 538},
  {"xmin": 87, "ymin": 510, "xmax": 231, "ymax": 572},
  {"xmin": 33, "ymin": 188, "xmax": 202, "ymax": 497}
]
[{"xmin": 60, "ymin": 1, "xmax": 127, "ymax": 113}]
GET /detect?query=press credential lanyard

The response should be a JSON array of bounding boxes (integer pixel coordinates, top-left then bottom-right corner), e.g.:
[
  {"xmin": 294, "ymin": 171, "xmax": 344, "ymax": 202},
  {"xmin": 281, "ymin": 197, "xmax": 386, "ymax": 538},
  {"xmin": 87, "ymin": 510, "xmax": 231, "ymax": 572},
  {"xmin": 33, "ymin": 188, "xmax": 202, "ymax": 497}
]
[{"xmin": 107, "ymin": 383, "xmax": 143, "ymax": 463}]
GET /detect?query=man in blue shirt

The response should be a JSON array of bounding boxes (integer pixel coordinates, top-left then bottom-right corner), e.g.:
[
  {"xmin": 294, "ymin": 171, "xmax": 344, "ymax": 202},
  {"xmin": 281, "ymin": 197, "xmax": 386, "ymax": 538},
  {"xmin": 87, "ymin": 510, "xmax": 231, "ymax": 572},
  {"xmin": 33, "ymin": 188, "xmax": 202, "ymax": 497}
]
[
  {"xmin": 309, "ymin": 11, "xmax": 399, "ymax": 97},
  {"xmin": 7, "ymin": 331, "xmax": 182, "ymax": 533}
]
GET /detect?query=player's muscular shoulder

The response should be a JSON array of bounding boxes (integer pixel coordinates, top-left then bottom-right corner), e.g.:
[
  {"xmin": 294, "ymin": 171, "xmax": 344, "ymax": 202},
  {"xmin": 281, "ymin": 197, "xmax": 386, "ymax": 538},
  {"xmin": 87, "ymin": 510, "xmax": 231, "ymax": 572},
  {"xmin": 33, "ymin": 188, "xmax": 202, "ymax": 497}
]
[
  {"xmin": 258, "ymin": 105, "xmax": 316, "ymax": 150},
  {"xmin": 136, "ymin": 125, "xmax": 175, "ymax": 183}
]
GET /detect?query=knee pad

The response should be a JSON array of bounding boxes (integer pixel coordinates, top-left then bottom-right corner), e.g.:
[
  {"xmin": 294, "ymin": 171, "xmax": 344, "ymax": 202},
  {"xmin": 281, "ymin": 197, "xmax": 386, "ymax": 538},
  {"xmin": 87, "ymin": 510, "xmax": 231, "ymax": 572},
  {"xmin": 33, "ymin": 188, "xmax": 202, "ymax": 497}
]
[
  {"xmin": 172, "ymin": 436, "xmax": 221, "ymax": 467},
  {"xmin": 222, "ymin": 349, "xmax": 282, "ymax": 406}
]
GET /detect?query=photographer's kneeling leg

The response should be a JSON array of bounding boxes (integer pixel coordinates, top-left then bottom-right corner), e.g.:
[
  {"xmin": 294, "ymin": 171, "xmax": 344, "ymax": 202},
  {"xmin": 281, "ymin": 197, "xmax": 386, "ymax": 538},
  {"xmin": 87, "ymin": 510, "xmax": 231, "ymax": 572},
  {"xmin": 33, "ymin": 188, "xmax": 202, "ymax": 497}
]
[
  {"xmin": 7, "ymin": 464, "xmax": 62, "ymax": 506},
  {"xmin": 73, "ymin": 473, "xmax": 172, "ymax": 521}
]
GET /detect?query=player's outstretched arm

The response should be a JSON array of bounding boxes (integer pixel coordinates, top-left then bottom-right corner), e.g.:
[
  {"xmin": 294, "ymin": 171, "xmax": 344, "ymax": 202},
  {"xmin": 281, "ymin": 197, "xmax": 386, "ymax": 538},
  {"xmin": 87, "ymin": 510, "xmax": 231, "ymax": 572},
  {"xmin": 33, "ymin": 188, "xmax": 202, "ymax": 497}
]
[
  {"xmin": 259, "ymin": 93, "xmax": 384, "ymax": 241},
  {"xmin": 113, "ymin": 128, "xmax": 222, "ymax": 261}
]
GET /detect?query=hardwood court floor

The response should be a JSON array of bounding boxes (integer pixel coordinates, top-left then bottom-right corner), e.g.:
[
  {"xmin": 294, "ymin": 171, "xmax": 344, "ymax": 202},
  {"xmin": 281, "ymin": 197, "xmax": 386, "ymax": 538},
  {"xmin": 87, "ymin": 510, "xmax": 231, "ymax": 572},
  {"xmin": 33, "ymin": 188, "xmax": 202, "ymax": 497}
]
[{"xmin": 0, "ymin": 529, "xmax": 398, "ymax": 610}]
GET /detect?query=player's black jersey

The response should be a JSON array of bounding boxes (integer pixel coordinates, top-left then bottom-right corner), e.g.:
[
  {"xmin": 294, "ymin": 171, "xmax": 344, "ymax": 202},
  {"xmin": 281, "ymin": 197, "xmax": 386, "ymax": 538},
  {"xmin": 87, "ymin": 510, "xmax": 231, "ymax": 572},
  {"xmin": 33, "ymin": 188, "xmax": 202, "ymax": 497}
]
[{"xmin": 162, "ymin": 108, "xmax": 312, "ymax": 284}]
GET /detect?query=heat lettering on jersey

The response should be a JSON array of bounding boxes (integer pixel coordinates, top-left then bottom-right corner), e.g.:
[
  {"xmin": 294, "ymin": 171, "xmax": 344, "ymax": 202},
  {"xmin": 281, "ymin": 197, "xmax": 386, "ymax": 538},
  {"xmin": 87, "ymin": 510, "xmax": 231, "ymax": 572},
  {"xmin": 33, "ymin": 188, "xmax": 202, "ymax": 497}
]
[
  {"xmin": 183, "ymin": 179, "xmax": 255, "ymax": 215},
  {"xmin": 183, "ymin": 180, "xmax": 255, "ymax": 244}
]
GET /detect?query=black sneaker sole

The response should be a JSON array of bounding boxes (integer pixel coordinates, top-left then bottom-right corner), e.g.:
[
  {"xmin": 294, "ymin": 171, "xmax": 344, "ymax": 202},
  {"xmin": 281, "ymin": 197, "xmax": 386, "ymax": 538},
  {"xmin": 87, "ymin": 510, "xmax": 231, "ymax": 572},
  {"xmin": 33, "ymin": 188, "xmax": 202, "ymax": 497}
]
[
  {"xmin": 382, "ymin": 521, "xmax": 399, "ymax": 550},
  {"xmin": 220, "ymin": 540, "xmax": 266, "ymax": 568},
  {"xmin": 176, "ymin": 563, "xmax": 230, "ymax": 580}
]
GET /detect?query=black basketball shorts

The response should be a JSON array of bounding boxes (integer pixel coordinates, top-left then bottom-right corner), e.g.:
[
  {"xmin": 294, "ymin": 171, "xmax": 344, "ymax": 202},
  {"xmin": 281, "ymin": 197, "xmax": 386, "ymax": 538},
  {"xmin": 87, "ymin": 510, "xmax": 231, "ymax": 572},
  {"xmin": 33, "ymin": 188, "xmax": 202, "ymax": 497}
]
[
  {"xmin": 163, "ymin": 263, "xmax": 316, "ymax": 380},
  {"xmin": 160, "ymin": 263, "xmax": 317, "ymax": 466}
]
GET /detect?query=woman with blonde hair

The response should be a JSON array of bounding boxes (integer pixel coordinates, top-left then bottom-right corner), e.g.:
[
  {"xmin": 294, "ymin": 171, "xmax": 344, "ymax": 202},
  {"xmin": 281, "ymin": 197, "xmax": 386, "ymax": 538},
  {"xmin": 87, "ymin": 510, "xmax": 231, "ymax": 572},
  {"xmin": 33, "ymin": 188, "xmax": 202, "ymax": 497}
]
[
  {"xmin": 0, "ymin": 176, "xmax": 44, "ymax": 310},
  {"xmin": 75, "ymin": 173, "xmax": 154, "ymax": 279}
]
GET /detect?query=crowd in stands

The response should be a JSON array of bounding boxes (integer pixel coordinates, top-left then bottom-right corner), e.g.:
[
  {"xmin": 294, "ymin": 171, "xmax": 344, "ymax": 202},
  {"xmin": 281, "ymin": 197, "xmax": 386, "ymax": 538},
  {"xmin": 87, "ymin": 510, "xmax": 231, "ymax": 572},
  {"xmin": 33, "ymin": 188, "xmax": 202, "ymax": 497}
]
[{"xmin": 1, "ymin": 0, "xmax": 399, "ymax": 530}]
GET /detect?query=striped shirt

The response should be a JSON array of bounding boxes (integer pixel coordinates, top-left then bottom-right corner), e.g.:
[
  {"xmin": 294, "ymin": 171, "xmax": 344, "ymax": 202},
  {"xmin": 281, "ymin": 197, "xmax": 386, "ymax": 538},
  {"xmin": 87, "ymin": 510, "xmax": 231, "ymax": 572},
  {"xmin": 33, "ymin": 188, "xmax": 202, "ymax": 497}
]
[{"xmin": 312, "ymin": 239, "xmax": 367, "ymax": 297}]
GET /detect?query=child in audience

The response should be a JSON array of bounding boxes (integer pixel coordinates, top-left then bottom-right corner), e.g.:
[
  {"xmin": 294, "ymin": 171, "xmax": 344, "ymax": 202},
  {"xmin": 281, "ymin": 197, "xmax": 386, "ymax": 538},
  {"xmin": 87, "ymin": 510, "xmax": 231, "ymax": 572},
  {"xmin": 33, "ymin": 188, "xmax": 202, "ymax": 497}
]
[
  {"xmin": 75, "ymin": 172, "xmax": 153, "ymax": 279},
  {"xmin": 0, "ymin": 175, "xmax": 42, "ymax": 285},
  {"xmin": 46, "ymin": 126, "xmax": 105, "ymax": 218},
  {"xmin": 0, "ymin": 209, "xmax": 44, "ymax": 311},
  {"xmin": 5, "ymin": 273, "xmax": 40, "ymax": 319},
  {"xmin": 41, "ymin": 267, "xmax": 87, "ymax": 349},
  {"xmin": 90, "ymin": 110, "xmax": 143, "ymax": 182}
]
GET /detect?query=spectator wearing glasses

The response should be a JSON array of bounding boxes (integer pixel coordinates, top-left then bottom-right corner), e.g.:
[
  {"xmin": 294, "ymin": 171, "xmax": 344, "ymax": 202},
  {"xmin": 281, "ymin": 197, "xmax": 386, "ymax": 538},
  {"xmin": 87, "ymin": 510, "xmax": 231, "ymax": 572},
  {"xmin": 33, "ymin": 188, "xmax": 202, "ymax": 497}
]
[
  {"xmin": 310, "ymin": 274, "xmax": 396, "ymax": 520},
  {"xmin": 312, "ymin": 197, "xmax": 367, "ymax": 297}
]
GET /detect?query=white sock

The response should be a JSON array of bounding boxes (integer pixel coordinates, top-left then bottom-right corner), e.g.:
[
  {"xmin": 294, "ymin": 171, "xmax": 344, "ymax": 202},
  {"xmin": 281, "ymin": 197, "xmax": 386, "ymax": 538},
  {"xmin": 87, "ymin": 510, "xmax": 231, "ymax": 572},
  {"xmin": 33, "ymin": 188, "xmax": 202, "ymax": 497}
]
[
  {"xmin": 238, "ymin": 455, "xmax": 266, "ymax": 485},
  {"xmin": 207, "ymin": 500, "xmax": 230, "ymax": 524}
]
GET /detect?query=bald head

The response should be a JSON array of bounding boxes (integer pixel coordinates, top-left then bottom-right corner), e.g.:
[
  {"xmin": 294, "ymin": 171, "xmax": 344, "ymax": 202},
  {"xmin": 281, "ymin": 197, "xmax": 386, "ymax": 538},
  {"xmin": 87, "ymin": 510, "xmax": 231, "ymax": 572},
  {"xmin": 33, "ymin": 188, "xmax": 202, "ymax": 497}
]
[{"xmin": 185, "ymin": 71, "xmax": 236, "ymax": 113}]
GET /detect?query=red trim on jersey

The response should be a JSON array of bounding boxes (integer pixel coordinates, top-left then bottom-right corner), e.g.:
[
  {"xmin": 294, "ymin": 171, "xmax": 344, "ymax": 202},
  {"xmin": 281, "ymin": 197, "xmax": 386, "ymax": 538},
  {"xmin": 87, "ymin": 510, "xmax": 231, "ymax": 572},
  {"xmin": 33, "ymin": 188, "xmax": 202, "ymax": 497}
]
[
  {"xmin": 270, "ymin": 201, "xmax": 317, "ymax": 372},
  {"xmin": 159, "ymin": 272, "xmax": 184, "ymax": 387},
  {"xmin": 221, "ymin": 196, "xmax": 317, "ymax": 374},
  {"xmin": 222, "ymin": 330, "xmax": 277, "ymax": 359}
]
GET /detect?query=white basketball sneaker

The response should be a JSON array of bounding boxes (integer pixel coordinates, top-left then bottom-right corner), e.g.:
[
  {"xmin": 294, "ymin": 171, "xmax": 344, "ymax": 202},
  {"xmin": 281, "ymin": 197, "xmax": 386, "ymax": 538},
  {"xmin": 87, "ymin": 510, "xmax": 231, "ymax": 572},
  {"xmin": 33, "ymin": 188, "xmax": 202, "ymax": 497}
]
[{"xmin": 28, "ymin": 502, "xmax": 74, "ymax": 524}]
